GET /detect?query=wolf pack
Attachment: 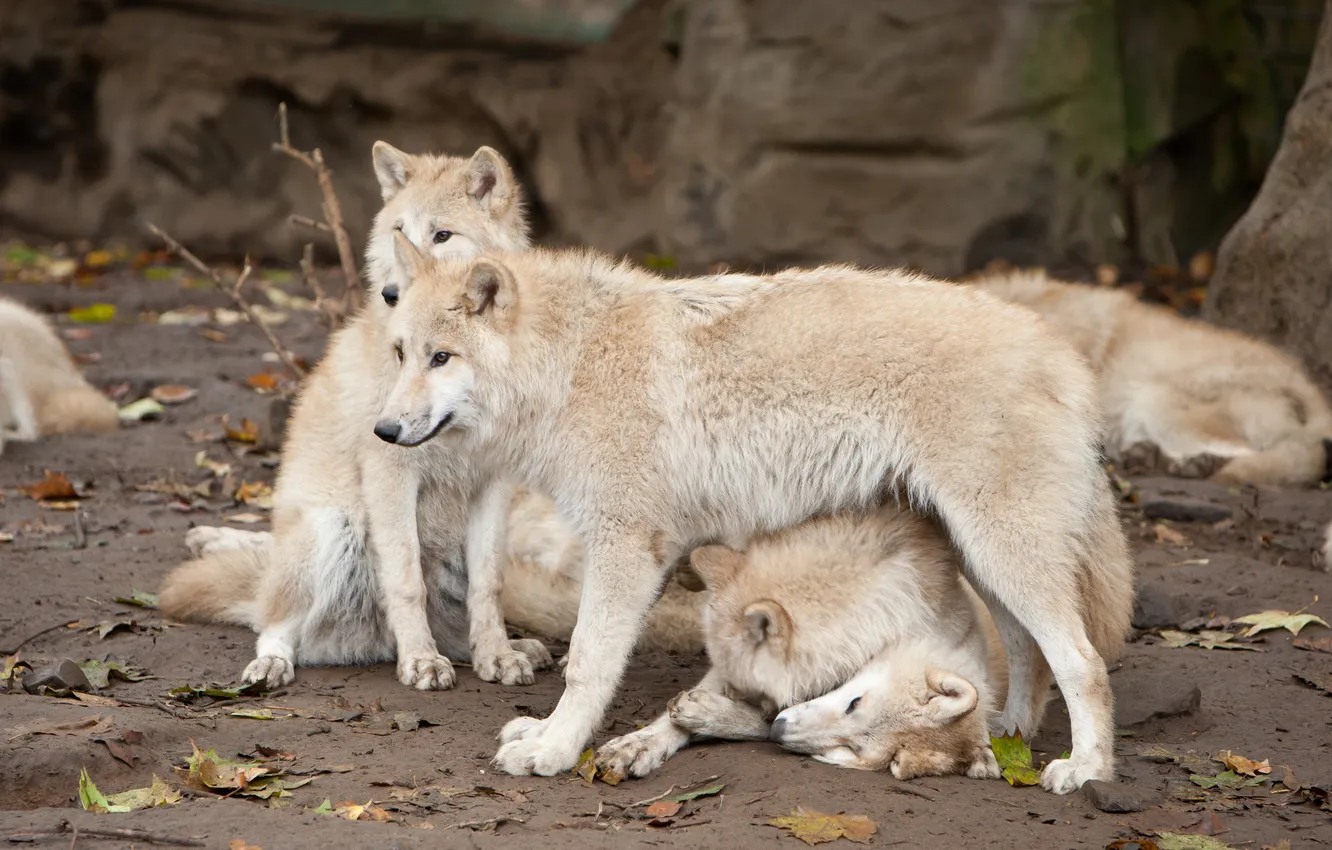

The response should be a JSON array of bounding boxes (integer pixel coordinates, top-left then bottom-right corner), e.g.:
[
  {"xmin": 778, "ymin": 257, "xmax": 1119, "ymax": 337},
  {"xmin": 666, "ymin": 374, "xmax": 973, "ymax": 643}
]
[{"xmin": 4, "ymin": 142, "xmax": 1331, "ymax": 796}]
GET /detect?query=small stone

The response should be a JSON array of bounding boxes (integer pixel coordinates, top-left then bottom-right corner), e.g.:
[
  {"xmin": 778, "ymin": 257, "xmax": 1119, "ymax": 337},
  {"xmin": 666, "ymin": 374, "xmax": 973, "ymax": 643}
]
[
  {"xmin": 1132, "ymin": 584, "xmax": 1181, "ymax": 630},
  {"xmin": 22, "ymin": 658, "xmax": 92, "ymax": 694},
  {"xmin": 1141, "ymin": 497, "xmax": 1231, "ymax": 524},
  {"xmin": 1084, "ymin": 779, "xmax": 1148, "ymax": 813},
  {"xmin": 1117, "ymin": 683, "xmax": 1202, "ymax": 728}
]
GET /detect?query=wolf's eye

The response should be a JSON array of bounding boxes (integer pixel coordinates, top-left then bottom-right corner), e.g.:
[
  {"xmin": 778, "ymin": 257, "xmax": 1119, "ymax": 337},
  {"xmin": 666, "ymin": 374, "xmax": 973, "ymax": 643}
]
[
  {"xmin": 430, "ymin": 351, "xmax": 452, "ymax": 367},
  {"xmin": 393, "ymin": 344, "xmax": 404, "ymax": 364},
  {"xmin": 845, "ymin": 696, "xmax": 861, "ymax": 715},
  {"xmin": 433, "ymin": 230, "xmax": 453, "ymax": 244}
]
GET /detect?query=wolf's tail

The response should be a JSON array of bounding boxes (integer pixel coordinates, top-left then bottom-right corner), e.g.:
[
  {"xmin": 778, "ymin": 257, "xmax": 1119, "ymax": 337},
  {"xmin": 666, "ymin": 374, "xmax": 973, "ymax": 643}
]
[
  {"xmin": 1080, "ymin": 490, "xmax": 1137, "ymax": 666},
  {"xmin": 158, "ymin": 547, "xmax": 266, "ymax": 629},
  {"xmin": 37, "ymin": 385, "xmax": 119, "ymax": 436},
  {"xmin": 1210, "ymin": 435, "xmax": 1331, "ymax": 487}
]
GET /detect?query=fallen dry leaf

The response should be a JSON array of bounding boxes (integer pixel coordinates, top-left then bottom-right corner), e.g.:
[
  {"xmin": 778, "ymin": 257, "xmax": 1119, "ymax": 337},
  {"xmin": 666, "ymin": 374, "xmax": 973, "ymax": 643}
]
[
  {"xmin": 118, "ymin": 398, "xmax": 165, "ymax": 422},
  {"xmin": 229, "ymin": 841, "xmax": 262, "ymax": 850},
  {"xmin": 1233, "ymin": 608, "xmax": 1329, "ymax": 638},
  {"xmin": 200, "ymin": 328, "xmax": 229, "ymax": 342},
  {"xmin": 1294, "ymin": 671, "xmax": 1332, "ymax": 695},
  {"xmin": 645, "ymin": 800, "xmax": 682, "ymax": 818},
  {"xmin": 246, "ymin": 372, "xmax": 280, "ymax": 392},
  {"xmin": 235, "ymin": 481, "xmax": 274, "ymax": 510},
  {"xmin": 1294, "ymin": 635, "xmax": 1332, "ymax": 654},
  {"xmin": 1158, "ymin": 630, "xmax": 1261, "ymax": 652},
  {"xmin": 20, "ymin": 472, "xmax": 78, "ymax": 502},
  {"xmin": 225, "ymin": 417, "xmax": 260, "ymax": 444},
  {"xmin": 226, "ymin": 513, "xmax": 267, "ymax": 525},
  {"xmin": 1155, "ymin": 523, "xmax": 1189, "ymax": 546},
  {"xmin": 1216, "ymin": 750, "xmax": 1271, "ymax": 777},
  {"xmin": 195, "ymin": 451, "xmax": 232, "ymax": 478},
  {"xmin": 79, "ymin": 769, "xmax": 181, "ymax": 813},
  {"xmin": 1157, "ymin": 832, "xmax": 1233, "ymax": 850},
  {"xmin": 150, "ymin": 384, "xmax": 197, "ymax": 405},
  {"xmin": 769, "ymin": 807, "xmax": 877, "ymax": 845},
  {"xmin": 69, "ymin": 303, "xmax": 116, "ymax": 324}
]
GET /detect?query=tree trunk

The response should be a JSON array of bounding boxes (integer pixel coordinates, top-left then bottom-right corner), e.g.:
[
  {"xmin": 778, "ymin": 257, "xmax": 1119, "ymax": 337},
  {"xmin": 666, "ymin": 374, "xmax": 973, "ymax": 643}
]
[{"xmin": 1203, "ymin": 0, "xmax": 1332, "ymax": 386}]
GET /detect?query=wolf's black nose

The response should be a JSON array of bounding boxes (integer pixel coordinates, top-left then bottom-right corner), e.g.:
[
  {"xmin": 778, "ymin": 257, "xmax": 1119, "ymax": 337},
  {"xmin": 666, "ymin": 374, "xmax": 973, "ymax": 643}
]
[
  {"xmin": 373, "ymin": 421, "xmax": 402, "ymax": 443},
  {"xmin": 769, "ymin": 716, "xmax": 788, "ymax": 741},
  {"xmin": 382, "ymin": 285, "xmax": 399, "ymax": 307}
]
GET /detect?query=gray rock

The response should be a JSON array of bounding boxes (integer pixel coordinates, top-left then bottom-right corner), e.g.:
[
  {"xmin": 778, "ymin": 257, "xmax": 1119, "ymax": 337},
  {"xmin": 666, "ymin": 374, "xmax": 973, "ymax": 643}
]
[
  {"xmin": 1141, "ymin": 497, "xmax": 1232, "ymax": 524},
  {"xmin": 1083, "ymin": 779, "xmax": 1149, "ymax": 813},
  {"xmin": 1117, "ymin": 682, "xmax": 1202, "ymax": 728},
  {"xmin": 1132, "ymin": 583, "xmax": 1181, "ymax": 630},
  {"xmin": 22, "ymin": 658, "xmax": 92, "ymax": 694}
]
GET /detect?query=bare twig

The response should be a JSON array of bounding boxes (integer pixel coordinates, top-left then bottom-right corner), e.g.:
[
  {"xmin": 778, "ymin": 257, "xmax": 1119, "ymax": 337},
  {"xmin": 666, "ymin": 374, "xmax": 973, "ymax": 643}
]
[
  {"xmin": 272, "ymin": 102, "xmax": 362, "ymax": 318},
  {"xmin": 289, "ymin": 214, "xmax": 331, "ymax": 233},
  {"xmin": 2, "ymin": 621, "xmax": 72, "ymax": 656},
  {"xmin": 448, "ymin": 816, "xmax": 525, "ymax": 831},
  {"xmin": 72, "ymin": 509, "xmax": 86, "ymax": 550},
  {"xmin": 298, "ymin": 242, "xmax": 341, "ymax": 328},
  {"xmin": 629, "ymin": 775, "xmax": 721, "ymax": 808},
  {"xmin": 144, "ymin": 224, "xmax": 305, "ymax": 378},
  {"xmin": 4, "ymin": 820, "xmax": 204, "ymax": 846}
]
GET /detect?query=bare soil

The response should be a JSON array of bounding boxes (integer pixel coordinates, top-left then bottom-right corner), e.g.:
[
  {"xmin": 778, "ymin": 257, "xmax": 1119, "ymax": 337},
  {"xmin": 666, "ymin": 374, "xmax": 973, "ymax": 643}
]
[{"xmin": 2, "ymin": 265, "xmax": 1331, "ymax": 850}]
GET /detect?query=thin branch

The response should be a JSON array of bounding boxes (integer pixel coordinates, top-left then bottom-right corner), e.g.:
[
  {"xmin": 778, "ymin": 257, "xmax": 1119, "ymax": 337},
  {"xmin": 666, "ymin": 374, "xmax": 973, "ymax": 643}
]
[
  {"xmin": 288, "ymin": 214, "xmax": 332, "ymax": 233},
  {"xmin": 144, "ymin": 224, "xmax": 305, "ymax": 378},
  {"xmin": 4, "ymin": 820, "xmax": 204, "ymax": 847},
  {"xmin": 298, "ymin": 242, "xmax": 341, "ymax": 329},
  {"xmin": 2, "ymin": 621, "xmax": 72, "ymax": 656},
  {"xmin": 271, "ymin": 102, "xmax": 362, "ymax": 318}
]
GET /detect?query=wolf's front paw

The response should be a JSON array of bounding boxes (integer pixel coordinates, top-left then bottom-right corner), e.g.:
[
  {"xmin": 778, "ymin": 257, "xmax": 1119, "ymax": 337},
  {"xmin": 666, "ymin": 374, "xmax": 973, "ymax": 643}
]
[
  {"xmin": 595, "ymin": 728, "xmax": 675, "ymax": 779},
  {"xmin": 493, "ymin": 734, "xmax": 580, "ymax": 776},
  {"xmin": 499, "ymin": 715, "xmax": 547, "ymax": 744},
  {"xmin": 967, "ymin": 746, "xmax": 1002, "ymax": 780},
  {"xmin": 1040, "ymin": 753, "xmax": 1110, "ymax": 795},
  {"xmin": 1167, "ymin": 453, "xmax": 1225, "ymax": 480},
  {"xmin": 474, "ymin": 646, "xmax": 536, "ymax": 686},
  {"xmin": 667, "ymin": 688, "xmax": 728, "ymax": 735},
  {"xmin": 397, "ymin": 653, "xmax": 456, "ymax": 691},
  {"xmin": 509, "ymin": 638, "xmax": 554, "ymax": 670},
  {"xmin": 242, "ymin": 655, "xmax": 294, "ymax": 688}
]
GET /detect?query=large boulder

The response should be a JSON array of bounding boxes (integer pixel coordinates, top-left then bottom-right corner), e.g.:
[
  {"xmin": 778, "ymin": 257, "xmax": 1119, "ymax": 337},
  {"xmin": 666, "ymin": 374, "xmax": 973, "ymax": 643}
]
[{"xmin": 1204, "ymin": 0, "xmax": 1332, "ymax": 385}]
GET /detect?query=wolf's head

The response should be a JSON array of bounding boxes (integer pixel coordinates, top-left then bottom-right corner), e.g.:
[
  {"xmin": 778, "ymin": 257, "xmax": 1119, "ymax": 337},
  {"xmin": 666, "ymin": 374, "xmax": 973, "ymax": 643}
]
[
  {"xmin": 366, "ymin": 142, "xmax": 530, "ymax": 309},
  {"xmin": 372, "ymin": 243, "xmax": 525, "ymax": 446},
  {"xmin": 766, "ymin": 644, "xmax": 999, "ymax": 780}
]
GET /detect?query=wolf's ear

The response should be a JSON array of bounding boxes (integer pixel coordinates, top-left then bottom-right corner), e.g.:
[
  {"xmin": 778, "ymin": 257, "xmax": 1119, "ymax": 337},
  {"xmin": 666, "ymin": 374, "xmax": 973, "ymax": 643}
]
[
  {"xmin": 743, "ymin": 600, "xmax": 790, "ymax": 646},
  {"xmin": 922, "ymin": 669, "xmax": 978, "ymax": 724},
  {"xmin": 688, "ymin": 544, "xmax": 744, "ymax": 589},
  {"xmin": 373, "ymin": 141, "xmax": 414, "ymax": 200},
  {"xmin": 392, "ymin": 230, "xmax": 430, "ymax": 281},
  {"xmin": 673, "ymin": 560, "xmax": 709, "ymax": 592},
  {"xmin": 467, "ymin": 146, "xmax": 517, "ymax": 215},
  {"xmin": 464, "ymin": 258, "xmax": 518, "ymax": 318}
]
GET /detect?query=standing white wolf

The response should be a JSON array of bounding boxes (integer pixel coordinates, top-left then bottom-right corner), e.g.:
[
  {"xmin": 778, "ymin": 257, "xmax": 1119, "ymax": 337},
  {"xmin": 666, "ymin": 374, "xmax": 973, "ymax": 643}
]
[
  {"xmin": 375, "ymin": 243, "xmax": 1135, "ymax": 794},
  {"xmin": 0, "ymin": 297, "xmax": 118, "ymax": 456},
  {"xmin": 159, "ymin": 142, "xmax": 557, "ymax": 691},
  {"xmin": 970, "ymin": 271, "xmax": 1332, "ymax": 486},
  {"xmin": 595, "ymin": 507, "xmax": 1012, "ymax": 782}
]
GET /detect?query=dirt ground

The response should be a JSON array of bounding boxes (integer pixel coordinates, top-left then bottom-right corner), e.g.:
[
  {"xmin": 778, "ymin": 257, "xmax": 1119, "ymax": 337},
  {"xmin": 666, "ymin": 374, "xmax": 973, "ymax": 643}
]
[{"xmin": 2, "ymin": 258, "xmax": 1331, "ymax": 850}]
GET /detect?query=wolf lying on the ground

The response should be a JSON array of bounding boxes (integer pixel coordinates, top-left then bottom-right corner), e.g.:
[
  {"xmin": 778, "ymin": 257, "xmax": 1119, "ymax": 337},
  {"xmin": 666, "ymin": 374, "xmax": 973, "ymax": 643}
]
[
  {"xmin": 375, "ymin": 242, "xmax": 1135, "ymax": 793},
  {"xmin": 970, "ymin": 271, "xmax": 1332, "ymax": 487},
  {"xmin": 596, "ymin": 507, "xmax": 1011, "ymax": 781},
  {"xmin": 158, "ymin": 142, "xmax": 559, "ymax": 691},
  {"xmin": 0, "ymin": 297, "xmax": 118, "ymax": 456}
]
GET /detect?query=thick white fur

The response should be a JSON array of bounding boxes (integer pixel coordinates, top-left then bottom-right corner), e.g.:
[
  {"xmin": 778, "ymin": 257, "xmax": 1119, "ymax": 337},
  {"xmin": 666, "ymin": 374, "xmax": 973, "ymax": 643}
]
[
  {"xmin": 158, "ymin": 144, "xmax": 555, "ymax": 691},
  {"xmin": 0, "ymin": 297, "xmax": 118, "ymax": 455},
  {"xmin": 970, "ymin": 272, "xmax": 1332, "ymax": 486},
  {"xmin": 378, "ymin": 246, "xmax": 1135, "ymax": 793},
  {"xmin": 595, "ymin": 508, "xmax": 1007, "ymax": 782}
]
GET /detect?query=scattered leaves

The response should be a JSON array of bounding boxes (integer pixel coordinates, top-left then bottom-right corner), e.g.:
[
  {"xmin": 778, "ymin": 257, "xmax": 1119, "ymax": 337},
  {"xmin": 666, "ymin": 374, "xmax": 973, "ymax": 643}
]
[
  {"xmin": 991, "ymin": 732, "xmax": 1041, "ymax": 786},
  {"xmin": 115, "ymin": 590, "xmax": 159, "ymax": 609},
  {"xmin": 1157, "ymin": 833, "xmax": 1234, "ymax": 850},
  {"xmin": 179, "ymin": 740, "xmax": 313, "ymax": 802},
  {"xmin": 1216, "ymin": 750, "xmax": 1271, "ymax": 777},
  {"xmin": 168, "ymin": 681, "xmax": 266, "ymax": 703},
  {"xmin": 1157, "ymin": 630, "xmax": 1261, "ymax": 652},
  {"xmin": 118, "ymin": 398, "xmax": 165, "ymax": 422},
  {"xmin": 1189, "ymin": 770, "xmax": 1267, "ymax": 791},
  {"xmin": 80, "ymin": 769, "xmax": 180, "ymax": 813},
  {"xmin": 230, "ymin": 708, "xmax": 295, "ymax": 720},
  {"xmin": 69, "ymin": 303, "xmax": 116, "ymax": 324},
  {"xmin": 314, "ymin": 799, "xmax": 392, "ymax": 822},
  {"xmin": 79, "ymin": 660, "xmax": 153, "ymax": 689},
  {"xmin": 150, "ymin": 384, "xmax": 197, "ymax": 405},
  {"xmin": 1233, "ymin": 608, "xmax": 1328, "ymax": 638},
  {"xmin": 20, "ymin": 472, "xmax": 78, "ymax": 502},
  {"xmin": 768, "ymin": 808, "xmax": 877, "ymax": 845}
]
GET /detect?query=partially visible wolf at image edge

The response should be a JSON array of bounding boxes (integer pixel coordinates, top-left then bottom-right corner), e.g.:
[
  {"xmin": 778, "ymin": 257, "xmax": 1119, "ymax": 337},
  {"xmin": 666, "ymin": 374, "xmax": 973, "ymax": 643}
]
[
  {"xmin": 971, "ymin": 271, "xmax": 1332, "ymax": 487},
  {"xmin": 377, "ymin": 241, "xmax": 1135, "ymax": 794},
  {"xmin": 0, "ymin": 297, "xmax": 118, "ymax": 455}
]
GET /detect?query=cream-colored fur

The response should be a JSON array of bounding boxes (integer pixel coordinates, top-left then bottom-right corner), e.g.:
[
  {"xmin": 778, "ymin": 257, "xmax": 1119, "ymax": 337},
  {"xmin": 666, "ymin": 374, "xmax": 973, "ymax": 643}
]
[
  {"xmin": 376, "ymin": 244, "xmax": 1135, "ymax": 793},
  {"xmin": 0, "ymin": 297, "xmax": 117, "ymax": 455},
  {"xmin": 970, "ymin": 271, "xmax": 1332, "ymax": 486},
  {"xmin": 595, "ymin": 508, "xmax": 1007, "ymax": 782},
  {"xmin": 158, "ymin": 143, "xmax": 558, "ymax": 692}
]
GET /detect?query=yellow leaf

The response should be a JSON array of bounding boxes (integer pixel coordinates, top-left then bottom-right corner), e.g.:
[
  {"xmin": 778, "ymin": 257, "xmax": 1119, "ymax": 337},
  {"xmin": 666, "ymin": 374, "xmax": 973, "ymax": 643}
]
[
  {"xmin": 69, "ymin": 303, "xmax": 116, "ymax": 323},
  {"xmin": 769, "ymin": 808, "xmax": 877, "ymax": 845},
  {"xmin": 1216, "ymin": 750, "xmax": 1272, "ymax": 776},
  {"xmin": 85, "ymin": 250, "xmax": 115, "ymax": 267},
  {"xmin": 1233, "ymin": 609, "xmax": 1329, "ymax": 638}
]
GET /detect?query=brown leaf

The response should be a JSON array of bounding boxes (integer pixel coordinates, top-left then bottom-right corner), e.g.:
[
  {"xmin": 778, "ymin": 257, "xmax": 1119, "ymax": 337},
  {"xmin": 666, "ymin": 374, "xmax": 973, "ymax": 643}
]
[
  {"xmin": 224, "ymin": 417, "xmax": 259, "ymax": 444},
  {"xmin": 1154, "ymin": 523, "xmax": 1189, "ymax": 546},
  {"xmin": 1294, "ymin": 636, "xmax": 1332, "ymax": 654},
  {"xmin": 199, "ymin": 328, "xmax": 229, "ymax": 343},
  {"xmin": 21, "ymin": 472, "xmax": 78, "ymax": 502},
  {"xmin": 769, "ymin": 808, "xmax": 877, "ymax": 845},
  {"xmin": 645, "ymin": 800, "xmax": 682, "ymax": 818},
  {"xmin": 1216, "ymin": 750, "xmax": 1271, "ymax": 777},
  {"xmin": 246, "ymin": 372, "xmax": 280, "ymax": 392},
  {"xmin": 229, "ymin": 841, "xmax": 262, "ymax": 850},
  {"xmin": 150, "ymin": 384, "xmax": 197, "ymax": 405}
]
